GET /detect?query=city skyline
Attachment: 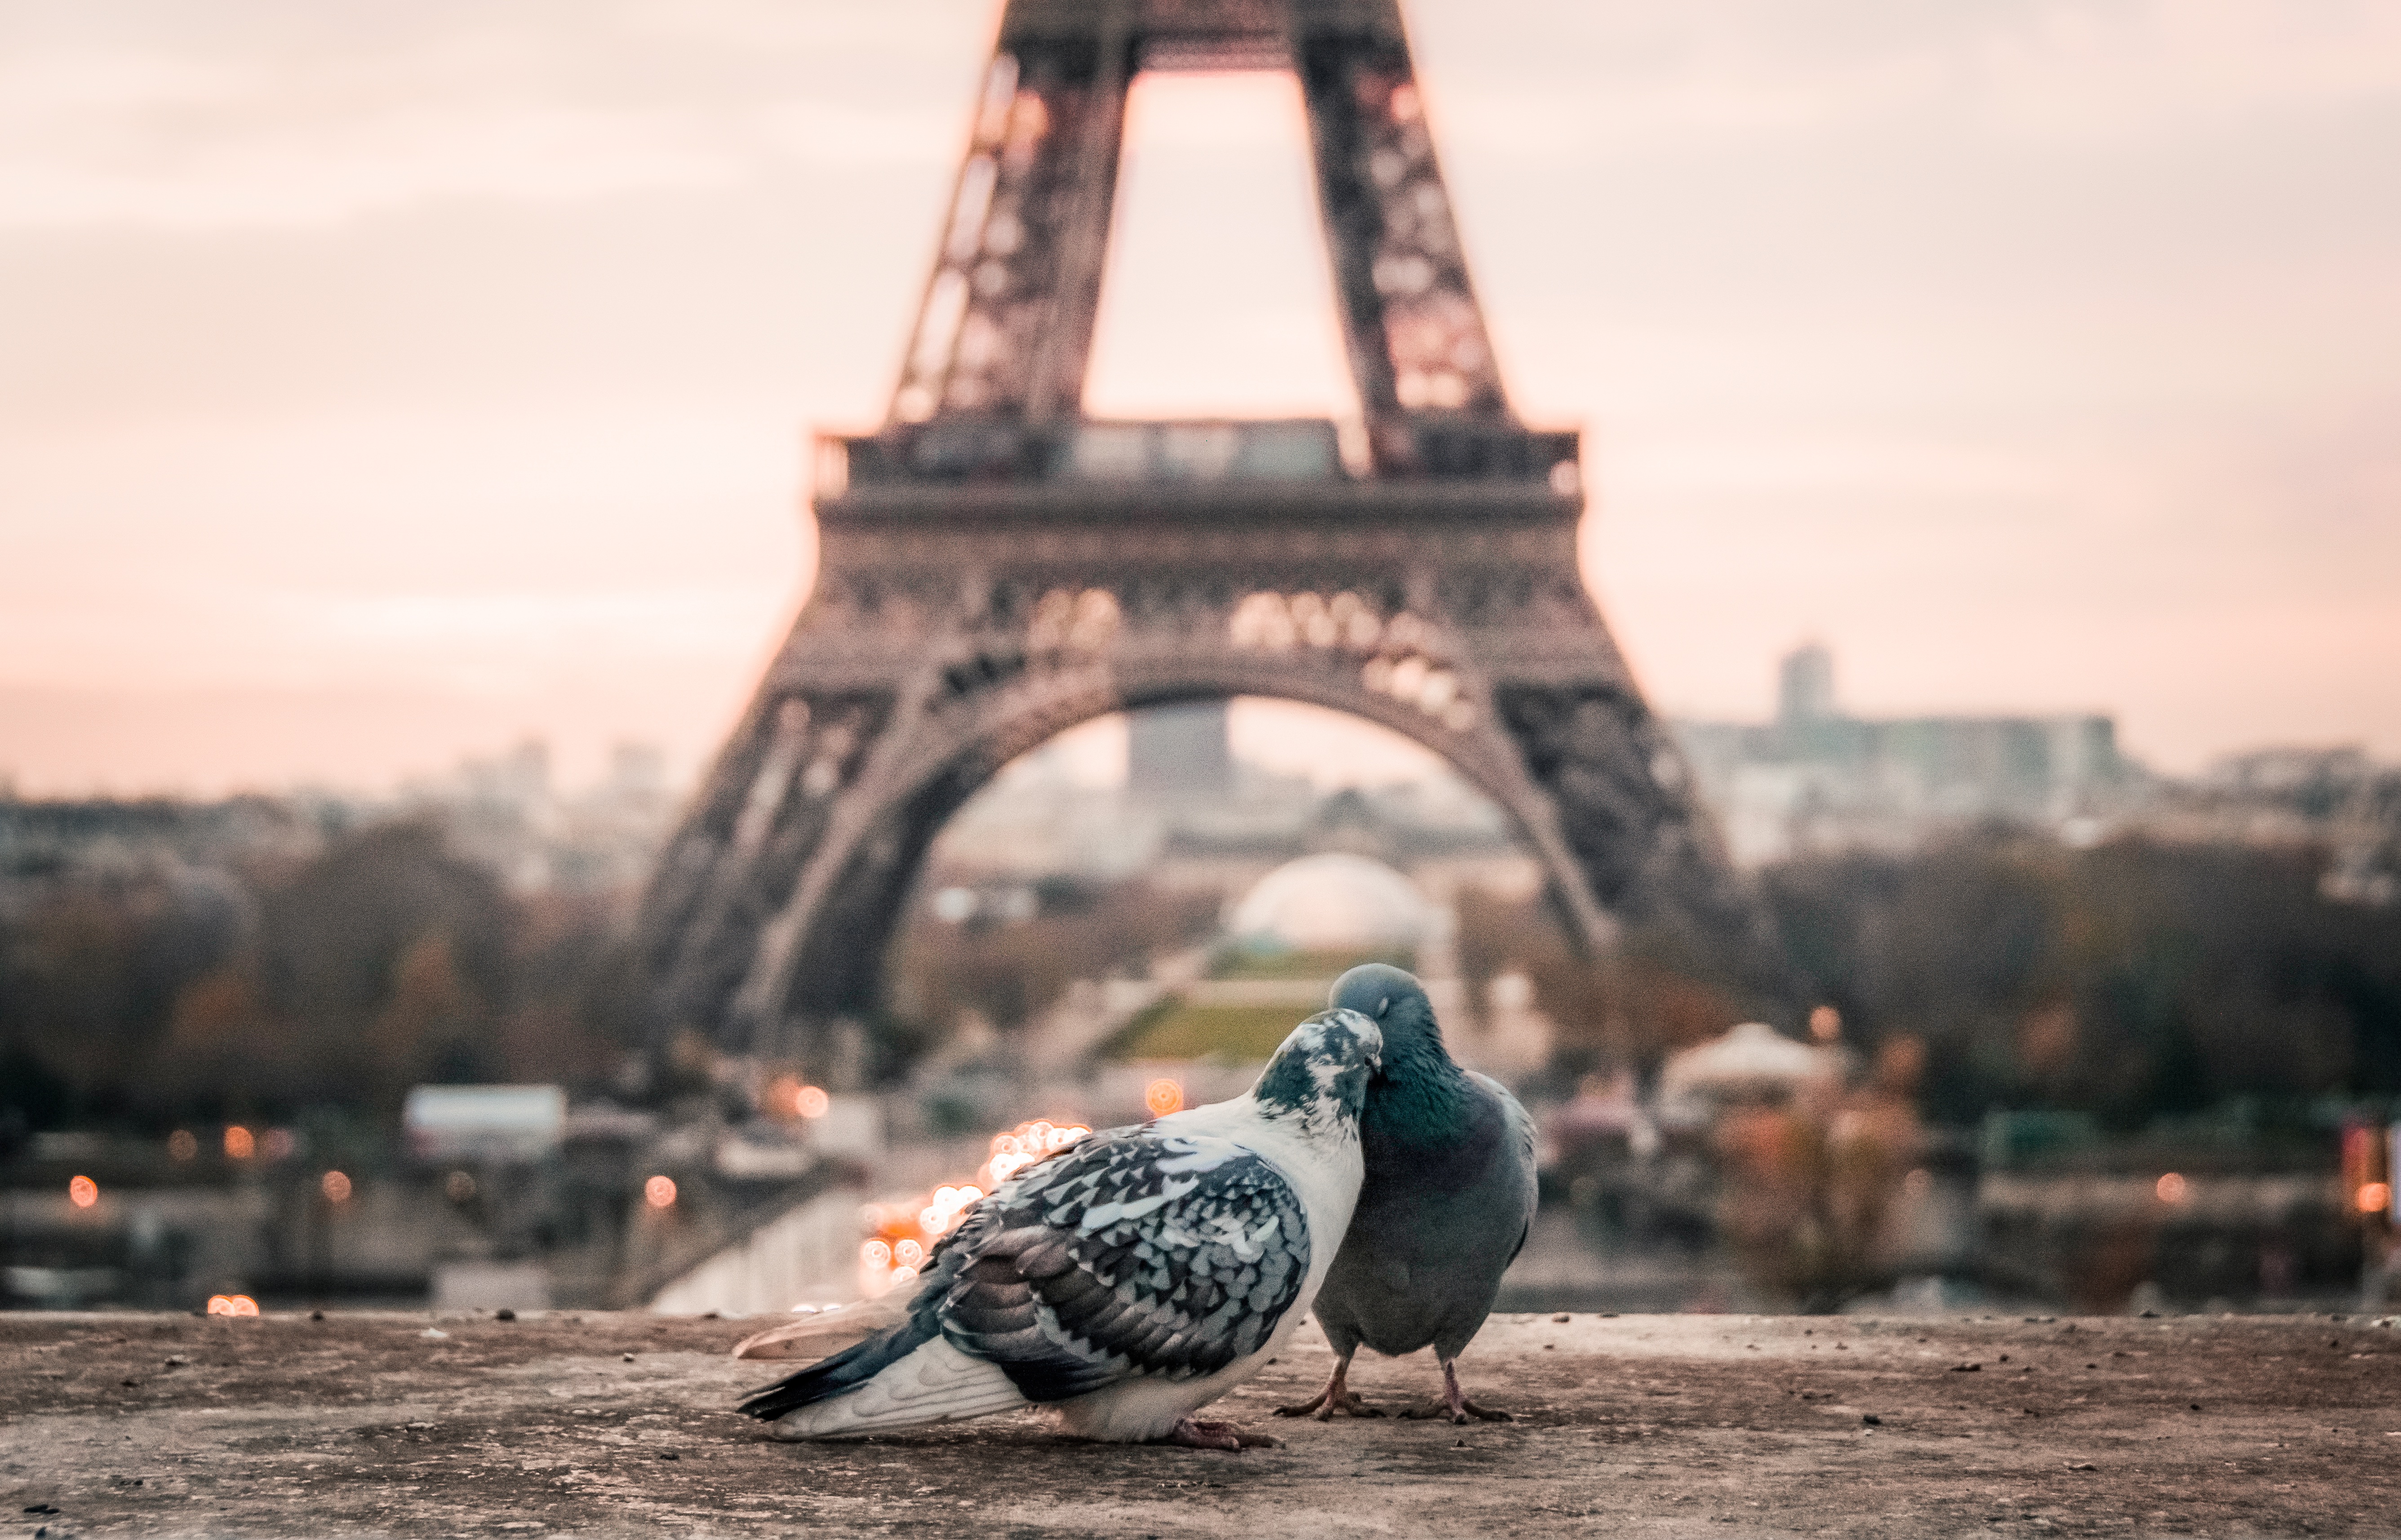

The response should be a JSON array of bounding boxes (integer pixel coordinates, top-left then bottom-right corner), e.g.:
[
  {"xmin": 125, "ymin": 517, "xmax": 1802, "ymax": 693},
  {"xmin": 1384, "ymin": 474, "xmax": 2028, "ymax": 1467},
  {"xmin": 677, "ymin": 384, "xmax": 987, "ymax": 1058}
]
[{"xmin": 5, "ymin": 0, "xmax": 2397, "ymax": 795}]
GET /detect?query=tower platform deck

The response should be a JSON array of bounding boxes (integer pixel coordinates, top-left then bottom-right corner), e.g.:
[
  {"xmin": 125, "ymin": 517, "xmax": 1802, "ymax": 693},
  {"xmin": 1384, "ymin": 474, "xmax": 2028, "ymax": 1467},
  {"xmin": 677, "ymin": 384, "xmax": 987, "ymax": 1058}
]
[{"xmin": 5, "ymin": 1309, "xmax": 2393, "ymax": 1535}]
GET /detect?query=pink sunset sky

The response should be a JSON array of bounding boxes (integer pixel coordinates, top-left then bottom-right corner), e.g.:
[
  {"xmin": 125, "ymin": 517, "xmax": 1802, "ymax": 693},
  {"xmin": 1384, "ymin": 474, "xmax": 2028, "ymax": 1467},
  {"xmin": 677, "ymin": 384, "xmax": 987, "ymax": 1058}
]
[{"xmin": 3, "ymin": 0, "xmax": 2397, "ymax": 797}]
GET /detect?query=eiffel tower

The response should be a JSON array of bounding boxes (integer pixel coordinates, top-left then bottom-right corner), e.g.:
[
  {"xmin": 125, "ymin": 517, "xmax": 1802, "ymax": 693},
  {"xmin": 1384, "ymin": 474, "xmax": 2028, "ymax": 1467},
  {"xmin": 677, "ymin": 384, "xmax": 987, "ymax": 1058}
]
[{"xmin": 633, "ymin": 0, "xmax": 1789, "ymax": 1075}]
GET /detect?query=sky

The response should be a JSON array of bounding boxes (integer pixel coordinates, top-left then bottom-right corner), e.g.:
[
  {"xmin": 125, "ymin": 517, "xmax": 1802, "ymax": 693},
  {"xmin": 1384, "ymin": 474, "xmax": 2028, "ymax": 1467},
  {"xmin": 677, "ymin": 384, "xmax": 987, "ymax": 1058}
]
[{"xmin": 3, "ymin": 0, "xmax": 2396, "ymax": 796}]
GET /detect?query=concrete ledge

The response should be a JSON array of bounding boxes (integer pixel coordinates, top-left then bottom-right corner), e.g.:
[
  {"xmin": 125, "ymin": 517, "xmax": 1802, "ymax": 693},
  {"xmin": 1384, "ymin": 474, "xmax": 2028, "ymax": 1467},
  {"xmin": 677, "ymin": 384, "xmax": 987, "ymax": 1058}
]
[{"xmin": 6, "ymin": 1310, "xmax": 2398, "ymax": 1536}]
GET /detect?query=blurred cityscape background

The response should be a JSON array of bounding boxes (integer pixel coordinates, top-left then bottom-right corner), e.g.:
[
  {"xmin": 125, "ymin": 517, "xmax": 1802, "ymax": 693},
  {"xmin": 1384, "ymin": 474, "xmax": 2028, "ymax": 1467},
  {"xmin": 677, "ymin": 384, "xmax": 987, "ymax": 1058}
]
[{"xmin": 8, "ymin": 642, "xmax": 2398, "ymax": 1318}]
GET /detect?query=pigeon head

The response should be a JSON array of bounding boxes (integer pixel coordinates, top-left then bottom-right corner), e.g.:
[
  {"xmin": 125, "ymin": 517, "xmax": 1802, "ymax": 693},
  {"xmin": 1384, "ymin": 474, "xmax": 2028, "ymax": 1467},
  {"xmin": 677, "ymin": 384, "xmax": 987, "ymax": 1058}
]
[
  {"xmin": 1328, "ymin": 963, "xmax": 1446, "ymax": 1069},
  {"xmin": 1328, "ymin": 962, "xmax": 1472, "ymax": 1139},
  {"xmin": 1251, "ymin": 1007, "xmax": 1383, "ymax": 1136}
]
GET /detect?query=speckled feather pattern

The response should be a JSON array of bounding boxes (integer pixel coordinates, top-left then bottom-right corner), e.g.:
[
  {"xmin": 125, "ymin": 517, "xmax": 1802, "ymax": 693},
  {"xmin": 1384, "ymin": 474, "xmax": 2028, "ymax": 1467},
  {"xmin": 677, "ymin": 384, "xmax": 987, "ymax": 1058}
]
[
  {"xmin": 934, "ymin": 1130, "xmax": 1309, "ymax": 1398},
  {"xmin": 737, "ymin": 1007, "xmax": 1378, "ymax": 1440}
]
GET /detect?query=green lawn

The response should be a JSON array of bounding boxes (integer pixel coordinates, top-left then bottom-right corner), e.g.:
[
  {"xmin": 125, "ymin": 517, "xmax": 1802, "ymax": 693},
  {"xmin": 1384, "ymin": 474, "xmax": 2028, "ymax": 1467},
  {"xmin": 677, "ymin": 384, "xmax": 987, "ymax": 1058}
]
[
  {"xmin": 1106, "ymin": 1002, "xmax": 1314, "ymax": 1063},
  {"xmin": 1206, "ymin": 946, "xmax": 1414, "ymax": 981}
]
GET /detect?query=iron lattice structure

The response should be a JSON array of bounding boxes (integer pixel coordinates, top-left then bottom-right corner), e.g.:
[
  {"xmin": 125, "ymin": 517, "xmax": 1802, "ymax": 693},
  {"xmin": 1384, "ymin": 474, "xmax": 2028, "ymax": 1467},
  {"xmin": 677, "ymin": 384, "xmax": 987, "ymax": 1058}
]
[{"xmin": 634, "ymin": 0, "xmax": 1789, "ymax": 1071}]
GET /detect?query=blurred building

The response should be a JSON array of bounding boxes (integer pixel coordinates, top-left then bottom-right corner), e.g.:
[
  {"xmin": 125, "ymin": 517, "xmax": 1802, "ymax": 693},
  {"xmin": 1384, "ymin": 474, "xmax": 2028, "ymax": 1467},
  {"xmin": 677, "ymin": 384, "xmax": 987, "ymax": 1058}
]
[
  {"xmin": 0, "ymin": 739, "xmax": 682, "ymax": 947},
  {"xmin": 1673, "ymin": 644, "xmax": 2137, "ymax": 865},
  {"xmin": 2138, "ymin": 743, "xmax": 2401, "ymax": 906},
  {"xmin": 397, "ymin": 738, "xmax": 678, "ymax": 895},
  {"xmin": 1126, "ymin": 700, "xmax": 1234, "ymax": 806},
  {"xmin": 933, "ymin": 705, "xmax": 1526, "ymax": 891}
]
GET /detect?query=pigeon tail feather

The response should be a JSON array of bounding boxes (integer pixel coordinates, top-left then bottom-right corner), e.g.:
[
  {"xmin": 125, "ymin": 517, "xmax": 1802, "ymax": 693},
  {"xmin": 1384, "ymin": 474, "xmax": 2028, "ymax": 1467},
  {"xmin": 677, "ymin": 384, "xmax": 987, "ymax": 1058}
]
[
  {"xmin": 761, "ymin": 1337, "xmax": 1028, "ymax": 1440},
  {"xmin": 735, "ymin": 1310, "xmax": 940, "ymax": 1424}
]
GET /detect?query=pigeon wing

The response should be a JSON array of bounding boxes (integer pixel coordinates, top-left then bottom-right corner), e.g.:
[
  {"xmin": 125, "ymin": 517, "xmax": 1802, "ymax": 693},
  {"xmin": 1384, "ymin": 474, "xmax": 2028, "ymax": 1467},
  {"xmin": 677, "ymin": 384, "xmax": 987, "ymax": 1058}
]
[
  {"xmin": 930, "ymin": 1129, "xmax": 1310, "ymax": 1403},
  {"xmin": 1471, "ymin": 1071, "xmax": 1541, "ymax": 1266}
]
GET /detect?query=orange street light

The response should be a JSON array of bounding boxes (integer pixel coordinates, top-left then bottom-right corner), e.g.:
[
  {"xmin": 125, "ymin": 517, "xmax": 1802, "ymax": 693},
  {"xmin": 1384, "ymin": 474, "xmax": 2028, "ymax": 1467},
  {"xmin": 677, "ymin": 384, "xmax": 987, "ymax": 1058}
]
[{"xmin": 68, "ymin": 1175, "xmax": 98, "ymax": 1208}]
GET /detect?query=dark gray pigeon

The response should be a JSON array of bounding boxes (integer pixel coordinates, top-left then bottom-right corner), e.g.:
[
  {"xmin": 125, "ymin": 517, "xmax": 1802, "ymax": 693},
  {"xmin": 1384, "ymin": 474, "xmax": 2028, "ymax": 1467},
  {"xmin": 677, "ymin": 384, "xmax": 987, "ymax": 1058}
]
[{"xmin": 1277, "ymin": 963, "xmax": 1538, "ymax": 1424}]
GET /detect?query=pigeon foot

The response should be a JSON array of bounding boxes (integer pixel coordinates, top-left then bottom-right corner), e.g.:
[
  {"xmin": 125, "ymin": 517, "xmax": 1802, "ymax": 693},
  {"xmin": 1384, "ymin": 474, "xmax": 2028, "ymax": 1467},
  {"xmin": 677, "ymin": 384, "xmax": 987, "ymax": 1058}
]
[
  {"xmin": 1396, "ymin": 1359, "xmax": 1515, "ymax": 1424},
  {"xmin": 1163, "ymin": 1417, "xmax": 1282, "ymax": 1451},
  {"xmin": 1274, "ymin": 1389, "xmax": 1384, "ymax": 1420},
  {"xmin": 1274, "ymin": 1359, "xmax": 1384, "ymax": 1420}
]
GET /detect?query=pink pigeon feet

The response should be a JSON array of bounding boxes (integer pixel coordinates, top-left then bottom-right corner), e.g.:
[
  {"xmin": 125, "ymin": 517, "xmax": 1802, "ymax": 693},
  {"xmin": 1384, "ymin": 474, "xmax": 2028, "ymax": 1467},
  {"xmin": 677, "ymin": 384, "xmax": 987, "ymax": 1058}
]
[
  {"xmin": 1274, "ymin": 1359, "xmax": 1385, "ymax": 1420},
  {"xmin": 1395, "ymin": 1359, "xmax": 1513, "ymax": 1425},
  {"xmin": 1162, "ymin": 1418, "xmax": 1284, "ymax": 1451}
]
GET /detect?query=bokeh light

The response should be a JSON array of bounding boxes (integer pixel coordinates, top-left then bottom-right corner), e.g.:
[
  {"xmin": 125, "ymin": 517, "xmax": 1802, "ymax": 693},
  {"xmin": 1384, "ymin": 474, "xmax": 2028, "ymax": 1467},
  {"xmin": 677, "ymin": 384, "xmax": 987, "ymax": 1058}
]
[
  {"xmin": 321, "ymin": 1170, "xmax": 353, "ymax": 1203},
  {"xmin": 762, "ymin": 1075, "xmax": 832, "ymax": 1121},
  {"xmin": 856, "ymin": 1117, "xmax": 1090, "ymax": 1296},
  {"xmin": 1145, "ymin": 1079, "xmax": 1184, "ymax": 1117},
  {"xmin": 261, "ymin": 1128, "xmax": 296, "ymax": 1161},
  {"xmin": 444, "ymin": 1170, "xmax": 477, "ymax": 1202},
  {"xmin": 2359, "ymin": 1181, "xmax": 2391, "ymax": 1215},
  {"xmin": 2156, "ymin": 1172, "xmax": 2189, "ymax": 1204},
  {"xmin": 167, "ymin": 1130, "xmax": 198, "ymax": 1161},
  {"xmin": 644, "ymin": 1175, "xmax": 678, "ymax": 1209},
  {"xmin": 206, "ymin": 1294, "xmax": 259, "ymax": 1317},
  {"xmin": 223, "ymin": 1125, "xmax": 255, "ymax": 1159},
  {"xmin": 68, "ymin": 1175, "xmax": 98, "ymax": 1208}
]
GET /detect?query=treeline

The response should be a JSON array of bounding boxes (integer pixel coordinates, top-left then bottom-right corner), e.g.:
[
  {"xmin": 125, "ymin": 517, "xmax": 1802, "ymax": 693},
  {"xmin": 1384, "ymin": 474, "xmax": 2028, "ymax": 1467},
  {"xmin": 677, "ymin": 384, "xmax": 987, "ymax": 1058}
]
[
  {"xmin": 1763, "ymin": 834, "xmax": 2401, "ymax": 1127},
  {"xmin": 1, "ymin": 819, "xmax": 1229, "ymax": 1133},
  {"xmin": 0, "ymin": 822, "xmax": 641, "ymax": 1133},
  {"xmin": 1459, "ymin": 832, "xmax": 2401, "ymax": 1126},
  {"xmin": 16, "ymin": 809, "xmax": 2398, "ymax": 1139}
]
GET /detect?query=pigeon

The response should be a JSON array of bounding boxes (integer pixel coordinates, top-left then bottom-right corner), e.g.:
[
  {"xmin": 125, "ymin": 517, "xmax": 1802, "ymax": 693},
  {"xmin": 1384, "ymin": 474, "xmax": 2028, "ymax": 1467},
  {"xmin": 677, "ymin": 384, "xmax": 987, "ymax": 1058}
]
[
  {"xmin": 1276, "ymin": 963, "xmax": 1538, "ymax": 1425},
  {"xmin": 736, "ymin": 1008, "xmax": 1382, "ymax": 1449}
]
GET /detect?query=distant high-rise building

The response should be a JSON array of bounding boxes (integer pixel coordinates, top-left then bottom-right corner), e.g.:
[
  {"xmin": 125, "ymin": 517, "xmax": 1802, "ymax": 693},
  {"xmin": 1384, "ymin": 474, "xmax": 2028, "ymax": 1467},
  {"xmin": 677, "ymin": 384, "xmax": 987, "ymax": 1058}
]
[
  {"xmin": 1778, "ymin": 643, "xmax": 1837, "ymax": 726},
  {"xmin": 1127, "ymin": 701, "xmax": 1235, "ymax": 805},
  {"xmin": 1673, "ymin": 648, "xmax": 2132, "ymax": 865}
]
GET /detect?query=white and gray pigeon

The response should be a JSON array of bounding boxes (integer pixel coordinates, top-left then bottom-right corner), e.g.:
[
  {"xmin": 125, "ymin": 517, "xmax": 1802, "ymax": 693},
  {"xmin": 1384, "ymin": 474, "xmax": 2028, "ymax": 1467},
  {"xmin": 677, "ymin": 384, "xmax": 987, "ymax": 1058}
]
[
  {"xmin": 736, "ymin": 1009, "xmax": 1382, "ymax": 1449},
  {"xmin": 1276, "ymin": 963, "xmax": 1538, "ymax": 1425}
]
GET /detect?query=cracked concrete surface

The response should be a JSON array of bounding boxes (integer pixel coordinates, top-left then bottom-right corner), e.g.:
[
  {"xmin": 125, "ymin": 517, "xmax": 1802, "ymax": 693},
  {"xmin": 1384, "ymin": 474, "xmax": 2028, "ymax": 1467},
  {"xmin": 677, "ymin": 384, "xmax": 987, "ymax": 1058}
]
[{"xmin": 5, "ymin": 1310, "xmax": 2399, "ymax": 1536}]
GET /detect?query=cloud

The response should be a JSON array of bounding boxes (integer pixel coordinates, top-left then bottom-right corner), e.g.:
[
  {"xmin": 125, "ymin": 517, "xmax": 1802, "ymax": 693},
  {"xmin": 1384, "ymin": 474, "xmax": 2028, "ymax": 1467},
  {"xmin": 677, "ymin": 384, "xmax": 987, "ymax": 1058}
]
[
  {"xmin": 1427, "ymin": 0, "xmax": 2401, "ymax": 155},
  {"xmin": 0, "ymin": 11, "xmax": 966, "ymax": 231},
  {"xmin": 754, "ymin": 100, "xmax": 959, "ymax": 168},
  {"xmin": 1970, "ymin": 0, "xmax": 2401, "ymax": 143},
  {"xmin": 0, "ymin": 101, "xmax": 742, "ymax": 230}
]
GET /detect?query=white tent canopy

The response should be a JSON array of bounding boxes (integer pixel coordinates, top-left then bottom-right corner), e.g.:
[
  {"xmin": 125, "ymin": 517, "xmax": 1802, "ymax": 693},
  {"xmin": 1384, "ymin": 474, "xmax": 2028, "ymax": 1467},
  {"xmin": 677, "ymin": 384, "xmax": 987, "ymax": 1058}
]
[{"xmin": 1659, "ymin": 1022, "xmax": 1833, "ymax": 1104}]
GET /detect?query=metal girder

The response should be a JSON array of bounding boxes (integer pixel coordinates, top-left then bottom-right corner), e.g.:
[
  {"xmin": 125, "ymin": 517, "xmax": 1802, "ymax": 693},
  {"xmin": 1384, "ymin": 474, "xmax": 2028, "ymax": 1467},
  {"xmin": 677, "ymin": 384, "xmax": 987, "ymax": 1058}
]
[
  {"xmin": 631, "ymin": 0, "xmax": 1793, "ymax": 1075},
  {"xmin": 890, "ymin": 0, "xmax": 1510, "ymax": 475}
]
